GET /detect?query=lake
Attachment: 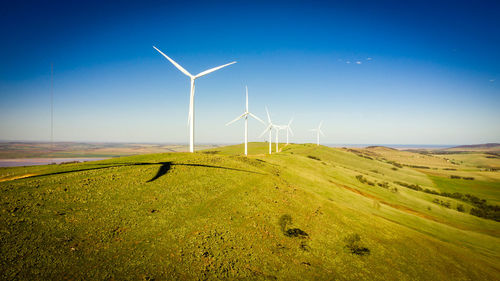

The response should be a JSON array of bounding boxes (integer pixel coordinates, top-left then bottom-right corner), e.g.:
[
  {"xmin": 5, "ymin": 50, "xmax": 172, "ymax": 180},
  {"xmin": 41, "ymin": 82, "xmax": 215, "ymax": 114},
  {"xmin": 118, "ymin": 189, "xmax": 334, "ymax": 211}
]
[{"xmin": 0, "ymin": 158, "xmax": 109, "ymax": 167}]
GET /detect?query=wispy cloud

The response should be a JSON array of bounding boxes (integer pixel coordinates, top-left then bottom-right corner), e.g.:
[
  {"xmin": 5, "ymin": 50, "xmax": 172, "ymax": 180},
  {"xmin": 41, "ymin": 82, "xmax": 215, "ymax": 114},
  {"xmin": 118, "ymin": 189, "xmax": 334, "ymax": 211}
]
[
  {"xmin": 341, "ymin": 57, "xmax": 372, "ymax": 65},
  {"xmin": 489, "ymin": 79, "xmax": 495, "ymax": 83}
]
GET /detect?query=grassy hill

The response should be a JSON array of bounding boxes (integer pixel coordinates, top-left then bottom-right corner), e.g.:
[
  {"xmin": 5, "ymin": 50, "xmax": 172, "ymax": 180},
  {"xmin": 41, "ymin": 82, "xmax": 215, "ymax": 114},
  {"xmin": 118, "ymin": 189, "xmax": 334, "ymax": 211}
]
[
  {"xmin": 444, "ymin": 143, "xmax": 500, "ymax": 153},
  {"xmin": 1, "ymin": 143, "xmax": 499, "ymax": 280}
]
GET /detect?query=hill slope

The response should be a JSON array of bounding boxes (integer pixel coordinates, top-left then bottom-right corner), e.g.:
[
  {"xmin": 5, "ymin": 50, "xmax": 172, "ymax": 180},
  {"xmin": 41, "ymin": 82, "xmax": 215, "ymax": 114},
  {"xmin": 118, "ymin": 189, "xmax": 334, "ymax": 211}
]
[
  {"xmin": 1, "ymin": 143, "xmax": 499, "ymax": 280},
  {"xmin": 444, "ymin": 143, "xmax": 500, "ymax": 153}
]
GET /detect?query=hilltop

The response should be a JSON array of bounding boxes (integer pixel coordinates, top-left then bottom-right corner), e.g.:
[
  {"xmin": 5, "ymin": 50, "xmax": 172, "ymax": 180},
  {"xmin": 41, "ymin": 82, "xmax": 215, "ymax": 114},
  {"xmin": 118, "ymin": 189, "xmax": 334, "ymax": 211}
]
[
  {"xmin": 1, "ymin": 143, "xmax": 499, "ymax": 280},
  {"xmin": 444, "ymin": 143, "xmax": 500, "ymax": 153}
]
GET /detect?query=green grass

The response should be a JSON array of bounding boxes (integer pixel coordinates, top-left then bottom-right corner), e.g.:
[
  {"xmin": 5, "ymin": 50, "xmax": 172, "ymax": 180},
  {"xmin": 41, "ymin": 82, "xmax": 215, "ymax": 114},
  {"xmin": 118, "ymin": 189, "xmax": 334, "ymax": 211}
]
[{"xmin": 1, "ymin": 143, "xmax": 499, "ymax": 280}]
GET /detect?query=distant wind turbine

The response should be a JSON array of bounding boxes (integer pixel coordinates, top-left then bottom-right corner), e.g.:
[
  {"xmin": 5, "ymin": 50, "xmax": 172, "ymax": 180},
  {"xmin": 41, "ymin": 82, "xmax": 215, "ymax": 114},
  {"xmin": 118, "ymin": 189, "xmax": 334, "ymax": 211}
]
[
  {"xmin": 284, "ymin": 117, "xmax": 294, "ymax": 145},
  {"xmin": 259, "ymin": 107, "xmax": 276, "ymax": 154},
  {"xmin": 153, "ymin": 46, "xmax": 236, "ymax": 152},
  {"xmin": 274, "ymin": 126, "xmax": 284, "ymax": 152},
  {"xmin": 226, "ymin": 86, "xmax": 265, "ymax": 156},
  {"xmin": 310, "ymin": 121, "xmax": 324, "ymax": 146}
]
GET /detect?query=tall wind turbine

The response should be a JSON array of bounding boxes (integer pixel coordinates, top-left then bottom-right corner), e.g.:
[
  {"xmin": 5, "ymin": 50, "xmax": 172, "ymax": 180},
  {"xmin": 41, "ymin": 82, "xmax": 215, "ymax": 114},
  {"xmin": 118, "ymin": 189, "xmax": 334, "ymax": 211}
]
[
  {"xmin": 284, "ymin": 117, "xmax": 294, "ymax": 145},
  {"xmin": 310, "ymin": 121, "xmax": 324, "ymax": 146},
  {"xmin": 259, "ymin": 107, "xmax": 275, "ymax": 154},
  {"xmin": 274, "ymin": 126, "xmax": 284, "ymax": 152},
  {"xmin": 153, "ymin": 46, "xmax": 236, "ymax": 152},
  {"xmin": 226, "ymin": 86, "xmax": 264, "ymax": 156}
]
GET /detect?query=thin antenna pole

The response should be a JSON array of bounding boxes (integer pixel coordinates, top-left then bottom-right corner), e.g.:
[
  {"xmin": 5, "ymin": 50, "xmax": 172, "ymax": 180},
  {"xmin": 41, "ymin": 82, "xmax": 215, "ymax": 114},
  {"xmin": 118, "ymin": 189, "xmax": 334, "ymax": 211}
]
[{"xmin": 50, "ymin": 63, "xmax": 54, "ymax": 150}]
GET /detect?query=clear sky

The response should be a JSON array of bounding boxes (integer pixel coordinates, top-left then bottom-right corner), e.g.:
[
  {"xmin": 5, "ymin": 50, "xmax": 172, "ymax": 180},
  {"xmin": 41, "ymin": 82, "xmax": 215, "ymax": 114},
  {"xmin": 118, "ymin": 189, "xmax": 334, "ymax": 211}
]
[{"xmin": 1, "ymin": 0, "xmax": 499, "ymax": 145}]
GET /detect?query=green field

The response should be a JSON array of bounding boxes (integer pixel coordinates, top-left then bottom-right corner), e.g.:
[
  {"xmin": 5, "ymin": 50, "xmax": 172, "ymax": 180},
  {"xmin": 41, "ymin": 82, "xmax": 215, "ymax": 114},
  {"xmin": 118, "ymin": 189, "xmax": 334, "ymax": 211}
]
[{"xmin": 1, "ymin": 143, "xmax": 499, "ymax": 280}]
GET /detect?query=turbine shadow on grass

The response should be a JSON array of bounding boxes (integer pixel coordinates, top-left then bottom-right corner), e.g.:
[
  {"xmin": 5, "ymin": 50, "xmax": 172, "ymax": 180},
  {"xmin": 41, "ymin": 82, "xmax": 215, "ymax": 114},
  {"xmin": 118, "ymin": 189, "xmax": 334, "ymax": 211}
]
[{"xmin": 18, "ymin": 161, "xmax": 264, "ymax": 183}]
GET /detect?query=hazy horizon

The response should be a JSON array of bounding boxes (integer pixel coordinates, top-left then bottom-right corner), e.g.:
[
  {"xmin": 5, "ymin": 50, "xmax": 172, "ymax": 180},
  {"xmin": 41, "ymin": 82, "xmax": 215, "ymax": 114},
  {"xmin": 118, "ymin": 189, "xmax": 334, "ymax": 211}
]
[{"xmin": 1, "ymin": 139, "xmax": 494, "ymax": 148}]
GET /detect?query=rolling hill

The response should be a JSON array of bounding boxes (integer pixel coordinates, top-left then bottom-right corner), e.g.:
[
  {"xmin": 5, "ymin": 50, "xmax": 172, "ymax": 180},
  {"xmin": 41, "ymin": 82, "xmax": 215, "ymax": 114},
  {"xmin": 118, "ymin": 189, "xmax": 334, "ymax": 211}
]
[
  {"xmin": 1, "ymin": 143, "xmax": 499, "ymax": 280},
  {"xmin": 444, "ymin": 143, "xmax": 500, "ymax": 153}
]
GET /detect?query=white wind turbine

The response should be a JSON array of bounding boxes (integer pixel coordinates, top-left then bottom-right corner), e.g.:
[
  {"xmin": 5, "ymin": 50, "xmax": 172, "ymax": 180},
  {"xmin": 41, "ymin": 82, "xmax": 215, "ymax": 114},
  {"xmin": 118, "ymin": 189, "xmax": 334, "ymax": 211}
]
[
  {"xmin": 273, "ymin": 118, "xmax": 293, "ymax": 152},
  {"xmin": 259, "ymin": 107, "xmax": 276, "ymax": 154},
  {"xmin": 284, "ymin": 117, "xmax": 294, "ymax": 145},
  {"xmin": 310, "ymin": 121, "xmax": 325, "ymax": 146},
  {"xmin": 274, "ymin": 125, "xmax": 285, "ymax": 152},
  {"xmin": 226, "ymin": 86, "xmax": 265, "ymax": 156},
  {"xmin": 153, "ymin": 46, "xmax": 236, "ymax": 152}
]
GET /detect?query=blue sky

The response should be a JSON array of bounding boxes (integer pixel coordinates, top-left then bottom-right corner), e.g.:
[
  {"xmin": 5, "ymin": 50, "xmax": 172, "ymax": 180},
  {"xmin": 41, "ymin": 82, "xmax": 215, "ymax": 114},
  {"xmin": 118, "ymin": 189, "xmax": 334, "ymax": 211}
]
[{"xmin": 0, "ymin": 0, "xmax": 499, "ymax": 145}]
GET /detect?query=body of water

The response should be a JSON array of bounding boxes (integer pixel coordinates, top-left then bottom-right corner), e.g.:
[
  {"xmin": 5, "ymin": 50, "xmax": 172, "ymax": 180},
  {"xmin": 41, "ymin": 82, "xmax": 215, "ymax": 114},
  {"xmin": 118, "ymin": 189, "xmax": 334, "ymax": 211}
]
[{"xmin": 0, "ymin": 158, "xmax": 109, "ymax": 167}]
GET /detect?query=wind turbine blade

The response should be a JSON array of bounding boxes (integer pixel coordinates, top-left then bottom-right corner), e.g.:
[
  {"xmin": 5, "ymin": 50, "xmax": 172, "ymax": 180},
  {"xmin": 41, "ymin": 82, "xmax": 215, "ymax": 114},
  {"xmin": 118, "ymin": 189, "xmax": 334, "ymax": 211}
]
[
  {"xmin": 265, "ymin": 106, "xmax": 271, "ymax": 123},
  {"xmin": 194, "ymin": 61, "xmax": 237, "ymax": 78},
  {"xmin": 288, "ymin": 117, "xmax": 294, "ymax": 126},
  {"xmin": 245, "ymin": 86, "xmax": 249, "ymax": 112},
  {"xmin": 248, "ymin": 112, "xmax": 265, "ymax": 124},
  {"xmin": 259, "ymin": 124, "xmax": 272, "ymax": 138},
  {"xmin": 153, "ymin": 46, "xmax": 192, "ymax": 78},
  {"xmin": 226, "ymin": 113, "xmax": 246, "ymax": 126},
  {"xmin": 288, "ymin": 126, "xmax": 294, "ymax": 136},
  {"xmin": 319, "ymin": 120, "xmax": 323, "ymax": 130},
  {"xmin": 319, "ymin": 129, "xmax": 325, "ymax": 136}
]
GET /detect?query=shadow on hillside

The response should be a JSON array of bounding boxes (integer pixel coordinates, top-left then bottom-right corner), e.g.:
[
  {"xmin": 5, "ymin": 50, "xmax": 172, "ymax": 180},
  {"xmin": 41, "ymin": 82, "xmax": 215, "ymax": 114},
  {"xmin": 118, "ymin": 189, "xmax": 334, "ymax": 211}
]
[{"xmin": 21, "ymin": 161, "xmax": 264, "ymax": 183}]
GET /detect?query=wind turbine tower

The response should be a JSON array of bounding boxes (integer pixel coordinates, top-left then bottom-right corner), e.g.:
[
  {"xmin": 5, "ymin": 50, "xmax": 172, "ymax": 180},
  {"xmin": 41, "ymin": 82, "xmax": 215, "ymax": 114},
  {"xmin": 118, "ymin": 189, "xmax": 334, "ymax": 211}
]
[
  {"xmin": 154, "ymin": 46, "xmax": 236, "ymax": 152},
  {"xmin": 310, "ymin": 121, "xmax": 325, "ymax": 146},
  {"xmin": 259, "ymin": 107, "xmax": 275, "ymax": 154},
  {"xmin": 275, "ymin": 126, "xmax": 283, "ymax": 152},
  {"xmin": 285, "ymin": 117, "xmax": 294, "ymax": 145},
  {"xmin": 226, "ymin": 86, "xmax": 264, "ymax": 156}
]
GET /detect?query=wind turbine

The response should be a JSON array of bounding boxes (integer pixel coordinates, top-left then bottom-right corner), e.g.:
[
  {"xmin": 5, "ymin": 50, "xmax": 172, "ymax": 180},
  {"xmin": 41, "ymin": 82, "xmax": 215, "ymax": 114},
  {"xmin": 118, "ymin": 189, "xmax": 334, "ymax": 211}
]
[
  {"xmin": 259, "ymin": 107, "xmax": 275, "ymax": 154},
  {"xmin": 153, "ymin": 46, "xmax": 236, "ymax": 152},
  {"xmin": 226, "ymin": 86, "xmax": 265, "ymax": 156},
  {"xmin": 284, "ymin": 117, "xmax": 294, "ymax": 145},
  {"xmin": 274, "ymin": 125, "xmax": 285, "ymax": 152},
  {"xmin": 310, "ymin": 121, "xmax": 325, "ymax": 146}
]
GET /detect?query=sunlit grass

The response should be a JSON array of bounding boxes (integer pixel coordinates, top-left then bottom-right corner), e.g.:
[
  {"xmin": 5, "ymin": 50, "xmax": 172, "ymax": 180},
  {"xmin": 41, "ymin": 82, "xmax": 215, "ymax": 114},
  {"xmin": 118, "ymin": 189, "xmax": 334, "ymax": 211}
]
[{"xmin": 1, "ymin": 143, "xmax": 498, "ymax": 280}]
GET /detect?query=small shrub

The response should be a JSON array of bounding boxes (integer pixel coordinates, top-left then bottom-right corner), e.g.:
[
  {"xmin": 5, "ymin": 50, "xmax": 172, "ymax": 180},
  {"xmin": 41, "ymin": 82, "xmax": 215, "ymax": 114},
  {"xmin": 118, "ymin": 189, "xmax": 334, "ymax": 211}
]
[
  {"xmin": 279, "ymin": 214, "xmax": 309, "ymax": 238},
  {"xmin": 432, "ymin": 198, "xmax": 451, "ymax": 208},
  {"xmin": 307, "ymin": 155, "xmax": 321, "ymax": 161},
  {"xmin": 394, "ymin": 181, "xmax": 422, "ymax": 191},
  {"xmin": 387, "ymin": 161, "xmax": 403, "ymax": 168},
  {"xmin": 450, "ymin": 175, "xmax": 462, "ymax": 179},
  {"xmin": 377, "ymin": 182, "xmax": 389, "ymax": 189},
  {"xmin": 457, "ymin": 204, "xmax": 465, "ymax": 212},
  {"xmin": 391, "ymin": 167, "xmax": 398, "ymax": 171},
  {"xmin": 344, "ymin": 234, "xmax": 370, "ymax": 256},
  {"xmin": 405, "ymin": 164, "xmax": 430, "ymax": 169},
  {"xmin": 202, "ymin": 150, "xmax": 220, "ymax": 154},
  {"xmin": 355, "ymin": 175, "xmax": 365, "ymax": 183},
  {"xmin": 279, "ymin": 214, "xmax": 292, "ymax": 232},
  {"xmin": 423, "ymin": 188, "xmax": 439, "ymax": 195},
  {"xmin": 355, "ymin": 175, "xmax": 375, "ymax": 186}
]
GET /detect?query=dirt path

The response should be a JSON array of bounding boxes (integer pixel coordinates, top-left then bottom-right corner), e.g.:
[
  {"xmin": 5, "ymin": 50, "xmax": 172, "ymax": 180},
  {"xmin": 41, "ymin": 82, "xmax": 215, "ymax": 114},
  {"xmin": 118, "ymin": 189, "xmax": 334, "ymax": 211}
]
[{"xmin": 0, "ymin": 174, "xmax": 38, "ymax": 183}]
